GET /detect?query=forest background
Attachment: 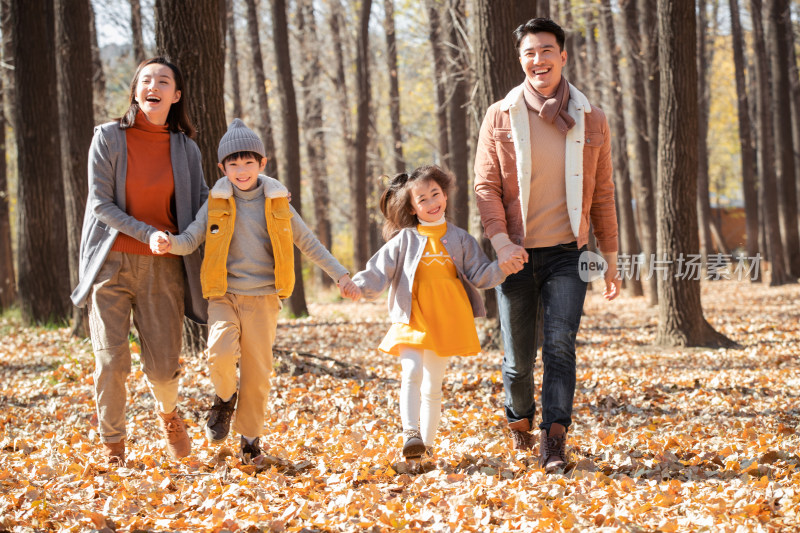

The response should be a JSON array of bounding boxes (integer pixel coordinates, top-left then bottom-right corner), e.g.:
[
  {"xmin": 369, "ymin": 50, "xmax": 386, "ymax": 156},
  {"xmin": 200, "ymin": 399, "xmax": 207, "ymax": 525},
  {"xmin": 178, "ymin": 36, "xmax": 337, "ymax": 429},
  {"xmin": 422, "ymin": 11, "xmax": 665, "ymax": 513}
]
[
  {"xmin": 1, "ymin": 0, "xmax": 800, "ymax": 531},
  {"xmin": 2, "ymin": 0, "xmax": 800, "ymax": 337}
]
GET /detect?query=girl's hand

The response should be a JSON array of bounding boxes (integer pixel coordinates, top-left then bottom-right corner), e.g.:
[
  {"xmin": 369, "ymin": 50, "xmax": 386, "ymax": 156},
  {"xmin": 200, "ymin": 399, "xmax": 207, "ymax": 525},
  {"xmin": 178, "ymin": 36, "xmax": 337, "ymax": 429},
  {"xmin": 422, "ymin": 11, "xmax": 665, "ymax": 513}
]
[
  {"xmin": 150, "ymin": 231, "xmax": 172, "ymax": 254},
  {"xmin": 337, "ymin": 275, "xmax": 361, "ymax": 301}
]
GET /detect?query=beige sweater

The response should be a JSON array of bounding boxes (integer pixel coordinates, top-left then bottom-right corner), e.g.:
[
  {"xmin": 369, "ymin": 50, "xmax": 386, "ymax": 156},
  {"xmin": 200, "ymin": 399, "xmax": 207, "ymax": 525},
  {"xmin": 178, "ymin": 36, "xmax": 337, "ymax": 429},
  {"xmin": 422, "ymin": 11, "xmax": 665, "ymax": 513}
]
[{"xmin": 524, "ymin": 109, "xmax": 575, "ymax": 248}]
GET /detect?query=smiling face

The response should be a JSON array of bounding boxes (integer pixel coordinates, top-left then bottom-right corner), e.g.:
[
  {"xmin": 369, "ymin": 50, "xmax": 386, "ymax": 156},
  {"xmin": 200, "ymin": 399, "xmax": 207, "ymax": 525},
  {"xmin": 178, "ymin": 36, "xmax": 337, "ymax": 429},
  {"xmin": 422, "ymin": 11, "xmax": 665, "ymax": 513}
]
[
  {"xmin": 134, "ymin": 63, "xmax": 181, "ymax": 125},
  {"xmin": 519, "ymin": 31, "xmax": 567, "ymax": 97},
  {"xmin": 219, "ymin": 154, "xmax": 267, "ymax": 191},
  {"xmin": 409, "ymin": 179, "xmax": 447, "ymax": 223}
]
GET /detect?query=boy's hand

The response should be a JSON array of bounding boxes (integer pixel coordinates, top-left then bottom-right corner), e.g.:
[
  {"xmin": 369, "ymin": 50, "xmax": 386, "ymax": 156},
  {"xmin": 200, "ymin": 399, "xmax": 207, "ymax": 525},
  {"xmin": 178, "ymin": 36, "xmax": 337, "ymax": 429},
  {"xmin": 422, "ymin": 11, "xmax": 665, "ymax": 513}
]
[
  {"xmin": 337, "ymin": 275, "xmax": 361, "ymax": 301},
  {"xmin": 149, "ymin": 231, "xmax": 172, "ymax": 255}
]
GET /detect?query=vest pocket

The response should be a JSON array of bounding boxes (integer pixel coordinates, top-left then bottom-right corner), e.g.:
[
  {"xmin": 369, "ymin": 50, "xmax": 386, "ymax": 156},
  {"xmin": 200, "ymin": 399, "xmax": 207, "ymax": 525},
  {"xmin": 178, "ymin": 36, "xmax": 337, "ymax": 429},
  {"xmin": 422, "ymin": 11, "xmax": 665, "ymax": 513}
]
[
  {"xmin": 207, "ymin": 209, "xmax": 231, "ymax": 236},
  {"xmin": 271, "ymin": 208, "xmax": 293, "ymax": 236}
]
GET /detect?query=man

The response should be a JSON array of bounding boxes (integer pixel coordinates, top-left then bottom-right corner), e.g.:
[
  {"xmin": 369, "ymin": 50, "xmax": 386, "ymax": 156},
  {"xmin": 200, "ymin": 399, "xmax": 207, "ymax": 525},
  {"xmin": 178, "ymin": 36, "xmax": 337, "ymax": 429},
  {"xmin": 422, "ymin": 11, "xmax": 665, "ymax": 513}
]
[{"xmin": 474, "ymin": 18, "xmax": 620, "ymax": 472}]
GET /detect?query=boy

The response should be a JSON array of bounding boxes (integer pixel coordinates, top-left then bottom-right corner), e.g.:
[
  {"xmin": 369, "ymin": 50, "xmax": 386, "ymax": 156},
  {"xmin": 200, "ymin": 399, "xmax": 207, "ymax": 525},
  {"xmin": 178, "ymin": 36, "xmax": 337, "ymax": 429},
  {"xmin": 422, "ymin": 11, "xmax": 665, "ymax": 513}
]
[{"xmin": 151, "ymin": 119, "xmax": 359, "ymax": 460}]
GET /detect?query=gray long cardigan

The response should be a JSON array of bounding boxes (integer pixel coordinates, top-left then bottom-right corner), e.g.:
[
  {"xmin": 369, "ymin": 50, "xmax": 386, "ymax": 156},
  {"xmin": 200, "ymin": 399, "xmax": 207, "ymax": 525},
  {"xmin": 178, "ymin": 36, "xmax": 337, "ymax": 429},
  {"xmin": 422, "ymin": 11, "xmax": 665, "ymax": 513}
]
[
  {"xmin": 70, "ymin": 121, "xmax": 209, "ymax": 323},
  {"xmin": 353, "ymin": 223, "xmax": 505, "ymax": 324}
]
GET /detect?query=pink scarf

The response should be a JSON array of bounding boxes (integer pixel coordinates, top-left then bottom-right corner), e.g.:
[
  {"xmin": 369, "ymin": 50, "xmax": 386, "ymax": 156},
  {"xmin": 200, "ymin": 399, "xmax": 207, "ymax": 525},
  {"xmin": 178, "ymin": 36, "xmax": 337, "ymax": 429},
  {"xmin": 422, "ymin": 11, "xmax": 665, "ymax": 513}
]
[{"xmin": 522, "ymin": 76, "xmax": 575, "ymax": 135}]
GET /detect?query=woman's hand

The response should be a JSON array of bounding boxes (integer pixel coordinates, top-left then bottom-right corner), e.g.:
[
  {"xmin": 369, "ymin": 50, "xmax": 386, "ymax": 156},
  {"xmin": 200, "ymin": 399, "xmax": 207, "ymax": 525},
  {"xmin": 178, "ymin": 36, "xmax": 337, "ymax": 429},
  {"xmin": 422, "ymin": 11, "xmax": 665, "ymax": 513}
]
[{"xmin": 149, "ymin": 231, "xmax": 172, "ymax": 254}]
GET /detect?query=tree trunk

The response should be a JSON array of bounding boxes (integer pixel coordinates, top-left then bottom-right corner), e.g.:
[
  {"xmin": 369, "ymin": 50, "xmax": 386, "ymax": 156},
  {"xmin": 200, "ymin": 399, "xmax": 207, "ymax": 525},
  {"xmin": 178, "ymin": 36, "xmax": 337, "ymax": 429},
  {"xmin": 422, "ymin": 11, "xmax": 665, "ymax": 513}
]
[
  {"xmin": 0, "ymin": 0, "xmax": 15, "ymax": 311},
  {"xmin": 472, "ymin": 1, "xmax": 522, "ymax": 121},
  {"xmin": 130, "ymin": 0, "xmax": 146, "ymax": 63},
  {"xmin": 538, "ymin": 0, "xmax": 549, "ymax": 18},
  {"xmin": 518, "ymin": 1, "xmax": 537, "ymax": 21},
  {"xmin": 788, "ymin": 13, "xmax": 800, "ymax": 230},
  {"xmin": 767, "ymin": 0, "xmax": 800, "ymax": 277},
  {"xmin": 155, "ymin": 0, "xmax": 227, "ymax": 352},
  {"xmin": 696, "ymin": 0, "xmax": 714, "ymax": 263},
  {"xmin": 55, "ymin": 0, "xmax": 94, "ymax": 337},
  {"xmin": 639, "ymin": 0, "xmax": 660, "ymax": 181},
  {"xmin": 583, "ymin": 16, "xmax": 599, "ymax": 104},
  {"xmin": 620, "ymin": 0, "xmax": 658, "ymax": 303},
  {"xmin": 270, "ymin": 0, "xmax": 308, "ymax": 316},
  {"xmin": 426, "ymin": 0, "xmax": 449, "ymax": 167},
  {"xmin": 244, "ymin": 0, "xmax": 278, "ymax": 179},
  {"xmin": 446, "ymin": 0, "xmax": 470, "ymax": 229},
  {"xmin": 1, "ymin": 0, "xmax": 14, "ymax": 132},
  {"xmin": 749, "ymin": 0, "xmax": 790, "ymax": 285},
  {"xmin": 471, "ymin": 0, "xmax": 527, "ymax": 320},
  {"xmin": 353, "ymin": 0, "xmax": 373, "ymax": 269},
  {"xmin": 88, "ymin": 0, "xmax": 106, "ymax": 123},
  {"xmin": 367, "ymin": 133, "xmax": 384, "ymax": 254},
  {"xmin": 297, "ymin": 0, "xmax": 332, "ymax": 288},
  {"xmin": 156, "ymin": 0, "xmax": 225, "ymax": 187},
  {"xmin": 559, "ymin": 0, "xmax": 581, "ymax": 87},
  {"xmin": 328, "ymin": 0, "xmax": 354, "ymax": 183},
  {"xmin": 12, "ymin": 0, "xmax": 71, "ymax": 325},
  {"xmin": 226, "ymin": 0, "xmax": 243, "ymax": 119},
  {"xmin": 655, "ymin": 0, "xmax": 736, "ymax": 347},
  {"xmin": 383, "ymin": 0, "xmax": 404, "ymax": 174},
  {"xmin": 0, "ymin": 72, "xmax": 14, "ymax": 311},
  {"xmin": 598, "ymin": 0, "xmax": 642, "ymax": 297},
  {"xmin": 729, "ymin": 0, "xmax": 761, "ymax": 280}
]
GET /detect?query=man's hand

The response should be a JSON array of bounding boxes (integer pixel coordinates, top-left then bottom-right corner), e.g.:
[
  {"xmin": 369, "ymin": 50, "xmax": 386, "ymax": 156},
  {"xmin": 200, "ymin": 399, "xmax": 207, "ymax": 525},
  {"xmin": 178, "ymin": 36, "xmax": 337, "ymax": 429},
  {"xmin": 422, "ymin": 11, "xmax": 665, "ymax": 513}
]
[
  {"xmin": 497, "ymin": 243, "xmax": 528, "ymax": 275},
  {"xmin": 149, "ymin": 231, "xmax": 171, "ymax": 255},
  {"xmin": 602, "ymin": 252, "xmax": 620, "ymax": 300},
  {"xmin": 338, "ymin": 274, "xmax": 361, "ymax": 301}
]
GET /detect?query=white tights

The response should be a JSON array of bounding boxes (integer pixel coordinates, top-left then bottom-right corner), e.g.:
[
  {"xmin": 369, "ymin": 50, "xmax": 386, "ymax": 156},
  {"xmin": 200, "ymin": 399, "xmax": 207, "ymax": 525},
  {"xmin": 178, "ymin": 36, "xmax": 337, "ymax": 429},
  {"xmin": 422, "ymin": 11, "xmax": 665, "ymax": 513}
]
[{"xmin": 399, "ymin": 347, "xmax": 450, "ymax": 447}]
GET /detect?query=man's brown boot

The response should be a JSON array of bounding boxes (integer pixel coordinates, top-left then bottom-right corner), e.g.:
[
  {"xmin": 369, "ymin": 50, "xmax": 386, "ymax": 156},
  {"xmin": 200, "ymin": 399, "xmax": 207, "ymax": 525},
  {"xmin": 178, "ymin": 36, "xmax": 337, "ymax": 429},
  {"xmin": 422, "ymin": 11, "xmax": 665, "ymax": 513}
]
[
  {"xmin": 539, "ymin": 423, "xmax": 567, "ymax": 472},
  {"xmin": 158, "ymin": 409, "xmax": 191, "ymax": 459},
  {"xmin": 102, "ymin": 440, "xmax": 125, "ymax": 466},
  {"xmin": 508, "ymin": 419, "xmax": 535, "ymax": 451}
]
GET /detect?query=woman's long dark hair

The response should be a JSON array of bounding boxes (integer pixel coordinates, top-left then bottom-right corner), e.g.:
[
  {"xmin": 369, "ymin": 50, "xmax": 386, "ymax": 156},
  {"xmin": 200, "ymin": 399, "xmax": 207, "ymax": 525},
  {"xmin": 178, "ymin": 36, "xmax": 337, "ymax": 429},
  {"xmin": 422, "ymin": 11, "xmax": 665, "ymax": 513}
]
[
  {"xmin": 379, "ymin": 165, "xmax": 454, "ymax": 241},
  {"xmin": 119, "ymin": 56, "xmax": 196, "ymax": 138}
]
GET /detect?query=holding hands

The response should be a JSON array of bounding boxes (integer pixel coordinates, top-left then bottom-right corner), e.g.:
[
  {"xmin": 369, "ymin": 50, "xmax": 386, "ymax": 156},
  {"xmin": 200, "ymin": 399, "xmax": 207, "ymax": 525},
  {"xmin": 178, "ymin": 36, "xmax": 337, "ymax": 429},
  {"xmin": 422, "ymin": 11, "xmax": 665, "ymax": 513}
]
[
  {"xmin": 149, "ymin": 231, "xmax": 172, "ymax": 255},
  {"xmin": 337, "ymin": 274, "xmax": 361, "ymax": 301},
  {"xmin": 497, "ymin": 243, "xmax": 528, "ymax": 275}
]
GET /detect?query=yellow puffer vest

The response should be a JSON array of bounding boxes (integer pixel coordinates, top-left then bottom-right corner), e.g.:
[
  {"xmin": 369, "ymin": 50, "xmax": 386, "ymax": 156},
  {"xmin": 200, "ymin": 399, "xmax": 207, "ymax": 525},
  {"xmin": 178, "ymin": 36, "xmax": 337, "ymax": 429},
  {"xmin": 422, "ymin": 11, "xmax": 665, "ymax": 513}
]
[{"xmin": 200, "ymin": 177, "xmax": 295, "ymax": 299}]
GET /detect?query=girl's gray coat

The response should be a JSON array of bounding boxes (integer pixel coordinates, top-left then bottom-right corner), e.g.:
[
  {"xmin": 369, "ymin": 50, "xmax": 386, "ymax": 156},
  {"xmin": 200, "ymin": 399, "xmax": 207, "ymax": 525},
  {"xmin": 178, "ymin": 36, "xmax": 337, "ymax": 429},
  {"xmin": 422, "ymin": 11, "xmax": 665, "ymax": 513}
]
[
  {"xmin": 353, "ymin": 224, "xmax": 505, "ymax": 324},
  {"xmin": 70, "ymin": 121, "xmax": 209, "ymax": 323}
]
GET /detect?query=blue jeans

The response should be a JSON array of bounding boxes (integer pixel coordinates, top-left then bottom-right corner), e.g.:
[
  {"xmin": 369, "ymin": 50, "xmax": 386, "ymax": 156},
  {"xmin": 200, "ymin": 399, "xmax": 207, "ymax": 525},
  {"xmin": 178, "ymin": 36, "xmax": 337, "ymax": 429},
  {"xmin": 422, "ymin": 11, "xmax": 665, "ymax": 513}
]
[{"xmin": 496, "ymin": 242, "xmax": 587, "ymax": 433}]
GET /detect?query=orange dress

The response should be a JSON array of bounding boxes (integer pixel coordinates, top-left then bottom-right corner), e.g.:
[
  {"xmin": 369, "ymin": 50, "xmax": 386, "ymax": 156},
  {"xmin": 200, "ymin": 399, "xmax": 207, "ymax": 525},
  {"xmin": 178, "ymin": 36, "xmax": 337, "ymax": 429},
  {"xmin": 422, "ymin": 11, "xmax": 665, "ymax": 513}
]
[{"xmin": 378, "ymin": 222, "xmax": 481, "ymax": 357}]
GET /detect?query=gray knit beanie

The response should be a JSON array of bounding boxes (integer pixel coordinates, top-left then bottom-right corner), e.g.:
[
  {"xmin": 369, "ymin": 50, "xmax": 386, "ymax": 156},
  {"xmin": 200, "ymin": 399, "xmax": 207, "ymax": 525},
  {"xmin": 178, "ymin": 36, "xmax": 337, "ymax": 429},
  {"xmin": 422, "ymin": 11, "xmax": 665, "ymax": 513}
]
[{"xmin": 217, "ymin": 118, "xmax": 266, "ymax": 163}]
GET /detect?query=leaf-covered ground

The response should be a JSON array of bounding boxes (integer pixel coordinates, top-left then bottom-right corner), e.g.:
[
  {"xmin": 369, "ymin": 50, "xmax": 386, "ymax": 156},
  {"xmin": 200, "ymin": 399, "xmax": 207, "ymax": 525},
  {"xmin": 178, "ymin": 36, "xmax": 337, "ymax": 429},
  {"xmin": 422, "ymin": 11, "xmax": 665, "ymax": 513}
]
[{"xmin": 1, "ymin": 279, "xmax": 799, "ymax": 532}]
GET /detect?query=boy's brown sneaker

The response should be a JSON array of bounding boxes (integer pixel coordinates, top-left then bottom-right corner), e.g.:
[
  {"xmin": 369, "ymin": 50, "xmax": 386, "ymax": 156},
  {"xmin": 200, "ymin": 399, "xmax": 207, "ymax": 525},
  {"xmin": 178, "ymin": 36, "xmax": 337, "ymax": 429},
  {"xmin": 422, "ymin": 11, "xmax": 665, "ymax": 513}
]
[
  {"xmin": 206, "ymin": 392, "xmax": 237, "ymax": 443},
  {"xmin": 102, "ymin": 440, "xmax": 125, "ymax": 466},
  {"xmin": 402, "ymin": 429, "xmax": 426, "ymax": 458},
  {"xmin": 538, "ymin": 428, "xmax": 567, "ymax": 473},
  {"xmin": 240, "ymin": 436, "xmax": 262, "ymax": 463},
  {"xmin": 158, "ymin": 409, "xmax": 191, "ymax": 459}
]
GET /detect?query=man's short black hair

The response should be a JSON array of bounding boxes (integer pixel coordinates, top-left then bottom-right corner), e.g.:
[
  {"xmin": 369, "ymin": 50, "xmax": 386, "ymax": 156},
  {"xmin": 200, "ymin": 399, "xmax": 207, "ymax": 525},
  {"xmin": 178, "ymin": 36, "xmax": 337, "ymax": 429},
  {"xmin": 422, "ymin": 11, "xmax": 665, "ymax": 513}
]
[{"xmin": 513, "ymin": 18, "xmax": 566, "ymax": 52}]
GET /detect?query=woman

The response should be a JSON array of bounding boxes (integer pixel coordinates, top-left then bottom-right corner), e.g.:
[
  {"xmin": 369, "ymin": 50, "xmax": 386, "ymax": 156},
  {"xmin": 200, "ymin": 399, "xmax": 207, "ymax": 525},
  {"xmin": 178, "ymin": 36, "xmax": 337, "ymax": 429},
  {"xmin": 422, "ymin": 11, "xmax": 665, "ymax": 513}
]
[{"xmin": 71, "ymin": 57, "xmax": 208, "ymax": 465}]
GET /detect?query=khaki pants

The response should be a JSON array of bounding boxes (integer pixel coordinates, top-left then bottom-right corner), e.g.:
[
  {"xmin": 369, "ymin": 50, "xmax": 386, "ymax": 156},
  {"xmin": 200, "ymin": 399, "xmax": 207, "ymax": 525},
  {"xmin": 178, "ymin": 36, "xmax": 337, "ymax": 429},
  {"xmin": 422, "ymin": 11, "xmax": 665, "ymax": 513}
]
[
  {"xmin": 207, "ymin": 293, "xmax": 280, "ymax": 438},
  {"xmin": 88, "ymin": 251, "xmax": 185, "ymax": 442}
]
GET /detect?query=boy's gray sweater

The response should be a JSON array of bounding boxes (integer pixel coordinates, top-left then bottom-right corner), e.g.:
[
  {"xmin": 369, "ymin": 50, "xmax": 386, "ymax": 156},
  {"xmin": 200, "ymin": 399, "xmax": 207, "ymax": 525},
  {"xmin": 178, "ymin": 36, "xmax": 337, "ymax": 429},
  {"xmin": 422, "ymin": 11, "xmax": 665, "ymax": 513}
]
[
  {"xmin": 169, "ymin": 175, "xmax": 348, "ymax": 295},
  {"xmin": 352, "ymin": 223, "xmax": 505, "ymax": 324}
]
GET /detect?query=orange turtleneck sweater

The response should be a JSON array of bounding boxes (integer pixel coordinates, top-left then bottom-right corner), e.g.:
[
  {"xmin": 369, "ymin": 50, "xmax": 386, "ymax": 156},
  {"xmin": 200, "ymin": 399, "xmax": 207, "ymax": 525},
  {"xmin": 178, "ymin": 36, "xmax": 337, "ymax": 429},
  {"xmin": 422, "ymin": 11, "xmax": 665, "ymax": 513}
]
[{"xmin": 111, "ymin": 111, "xmax": 178, "ymax": 255}]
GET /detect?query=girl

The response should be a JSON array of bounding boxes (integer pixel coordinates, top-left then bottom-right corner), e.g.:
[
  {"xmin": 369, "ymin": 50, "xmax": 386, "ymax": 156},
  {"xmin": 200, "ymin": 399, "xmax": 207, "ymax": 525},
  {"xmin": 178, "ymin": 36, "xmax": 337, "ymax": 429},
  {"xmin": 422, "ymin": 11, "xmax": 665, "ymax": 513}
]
[
  {"xmin": 352, "ymin": 165, "xmax": 511, "ymax": 458},
  {"xmin": 71, "ymin": 57, "xmax": 208, "ymax": 465}
]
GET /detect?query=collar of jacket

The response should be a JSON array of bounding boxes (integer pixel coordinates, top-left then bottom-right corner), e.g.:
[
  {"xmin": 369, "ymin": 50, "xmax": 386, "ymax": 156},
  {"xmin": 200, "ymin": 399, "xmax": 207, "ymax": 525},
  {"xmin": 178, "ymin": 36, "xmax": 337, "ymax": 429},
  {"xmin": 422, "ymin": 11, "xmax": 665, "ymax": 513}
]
[
  {"xmin": 499, "ymin": 81, "xmax": 592, "ymax": 239},
  {"xmin": 210, "ymin": 174, "xmax": 289, "ymax": 200}
]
